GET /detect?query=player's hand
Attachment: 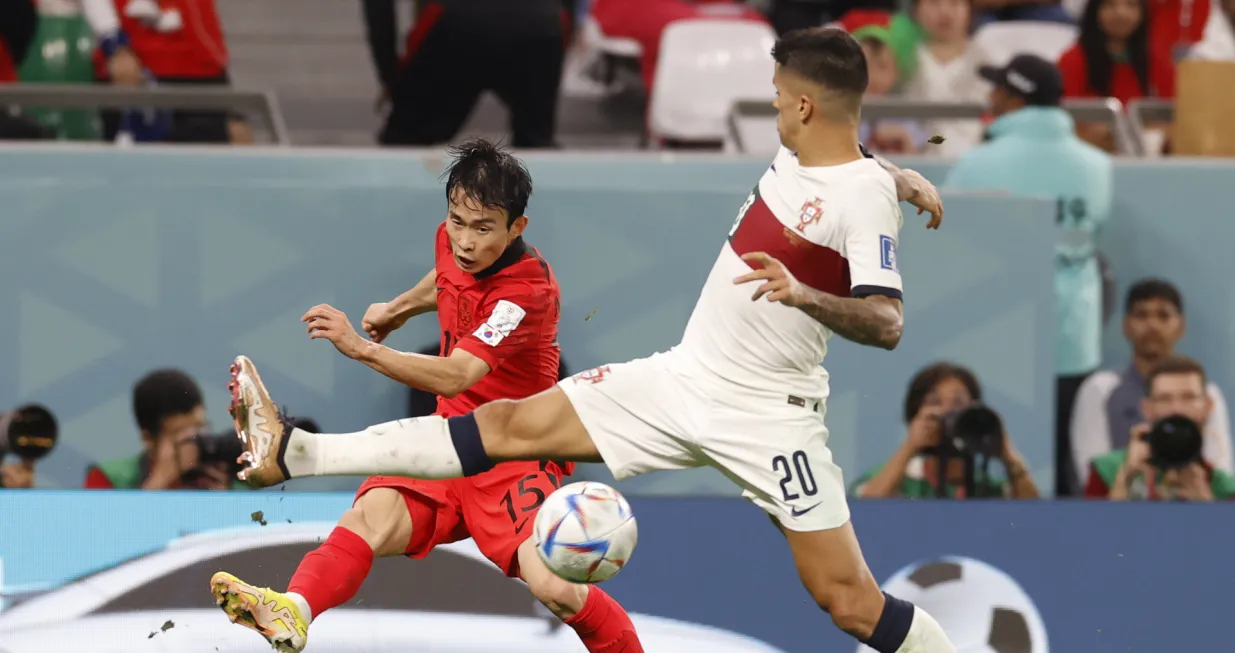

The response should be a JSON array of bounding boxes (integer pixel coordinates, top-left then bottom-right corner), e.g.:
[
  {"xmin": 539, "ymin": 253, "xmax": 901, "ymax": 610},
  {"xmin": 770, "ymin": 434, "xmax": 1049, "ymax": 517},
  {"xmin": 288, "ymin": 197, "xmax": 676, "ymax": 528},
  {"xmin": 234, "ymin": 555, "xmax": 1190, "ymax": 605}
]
[
  {"xmin": 732, "ymin": 252, "xmax": 809, "ymax": 307},
  {"xmin": 896, "ymin": 168, "xmax": 943, "ymax": 230},
  {"xmin": 303, "ymin": 304, "xmax": 367, "ymax": 359},
  {"xmin": 361, "ymin": 302, "xmax": 408, "ymax": 343}
]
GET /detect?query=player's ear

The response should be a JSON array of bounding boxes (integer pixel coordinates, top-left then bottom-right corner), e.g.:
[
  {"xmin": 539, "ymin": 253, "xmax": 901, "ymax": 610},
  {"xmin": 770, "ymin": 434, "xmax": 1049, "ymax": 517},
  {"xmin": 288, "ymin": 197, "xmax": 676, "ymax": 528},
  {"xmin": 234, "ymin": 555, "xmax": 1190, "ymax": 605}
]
[{"xmin": 508, "ymin": 215, "xmax": 529, "ymax": 239}]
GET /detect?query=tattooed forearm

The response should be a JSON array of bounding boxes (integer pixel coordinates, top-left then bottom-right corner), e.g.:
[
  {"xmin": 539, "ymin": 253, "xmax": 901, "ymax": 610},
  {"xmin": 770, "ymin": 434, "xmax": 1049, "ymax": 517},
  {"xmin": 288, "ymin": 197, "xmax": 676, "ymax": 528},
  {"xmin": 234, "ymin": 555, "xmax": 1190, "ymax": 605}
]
[
  {"xmin": 796, "ymin": 289, "xmax": 904, "ymax": 350},
  {"xmin": 871, "ymin": 154, "xmax": 917, "ymax": 204}
]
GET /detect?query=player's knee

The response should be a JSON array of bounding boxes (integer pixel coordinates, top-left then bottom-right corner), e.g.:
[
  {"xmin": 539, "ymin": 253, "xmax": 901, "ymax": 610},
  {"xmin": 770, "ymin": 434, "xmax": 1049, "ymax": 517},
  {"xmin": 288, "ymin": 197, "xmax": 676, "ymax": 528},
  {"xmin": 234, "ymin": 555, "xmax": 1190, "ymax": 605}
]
[
  {"xmin": 526, "ymin": 570, "xmax": 587, "ymax": 620},
  {"xmin": 344, "ymin": 488, "xmax": 412, "ymax": 557},
  {"xmin": 475, "ymin": 399, "xmax": 526, "ymax": 457}
]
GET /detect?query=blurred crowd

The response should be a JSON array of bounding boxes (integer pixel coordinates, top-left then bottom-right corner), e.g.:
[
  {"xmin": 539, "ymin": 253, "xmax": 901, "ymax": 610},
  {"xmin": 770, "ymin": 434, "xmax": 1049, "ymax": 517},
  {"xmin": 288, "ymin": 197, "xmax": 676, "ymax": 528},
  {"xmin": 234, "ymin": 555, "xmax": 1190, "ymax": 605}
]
[{"xmin": 0, "ymin": 0, "xmax": 1231, "ymax": 154}]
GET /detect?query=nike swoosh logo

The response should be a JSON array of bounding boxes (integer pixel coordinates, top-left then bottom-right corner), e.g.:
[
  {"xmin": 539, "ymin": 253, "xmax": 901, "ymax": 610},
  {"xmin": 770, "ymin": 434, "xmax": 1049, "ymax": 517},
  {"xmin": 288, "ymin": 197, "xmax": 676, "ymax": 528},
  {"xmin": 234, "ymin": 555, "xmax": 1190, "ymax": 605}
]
[{"xmin": 790, "ymin": 503, "xmax": 822, "ymax": 517}]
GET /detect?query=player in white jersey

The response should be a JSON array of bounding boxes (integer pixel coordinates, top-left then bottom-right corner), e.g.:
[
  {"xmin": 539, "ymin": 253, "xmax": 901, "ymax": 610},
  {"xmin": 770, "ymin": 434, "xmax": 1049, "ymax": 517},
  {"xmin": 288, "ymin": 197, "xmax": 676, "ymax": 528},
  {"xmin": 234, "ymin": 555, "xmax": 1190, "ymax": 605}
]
[{"xmin": 228, "ymin": 27, "xmax": 955, "ymax": 653}]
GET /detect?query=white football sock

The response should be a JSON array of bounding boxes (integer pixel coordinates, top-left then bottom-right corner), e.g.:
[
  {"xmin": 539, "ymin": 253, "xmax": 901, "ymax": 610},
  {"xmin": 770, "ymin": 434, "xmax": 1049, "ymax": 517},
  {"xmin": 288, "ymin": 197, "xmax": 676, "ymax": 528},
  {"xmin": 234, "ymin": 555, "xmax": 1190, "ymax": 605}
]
[
  {"xmin": 896, "ymin": 606, "xmax": 956, "ymax": 653},
  {"xmin": 281, "ymin": 417, "xmax": 464, "ymax": 480},
  {"xmin": 285, "ymin": 591, "xmax": 313, "ymax": 624}
]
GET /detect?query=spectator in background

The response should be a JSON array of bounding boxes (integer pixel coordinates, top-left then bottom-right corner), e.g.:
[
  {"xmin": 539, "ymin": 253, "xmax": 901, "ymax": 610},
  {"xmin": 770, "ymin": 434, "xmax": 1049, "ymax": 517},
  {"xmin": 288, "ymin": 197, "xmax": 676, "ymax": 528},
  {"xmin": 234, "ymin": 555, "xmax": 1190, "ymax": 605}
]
[
  {"xmin": 1057, "ymin": 0, "xmax": 1175, "ymax": 151},
  {"xmin": 407, "ymin": 343, "xmax": 570, "ymax": 417},
  {"xmin": 769, "ymin": 0, "xmax": 898, "ymax": 35},
  {"xmin": 363, "ymin": 0, "xmax": 571, "ymax": 148},
  {"xmin": 900, "ymin": 0, "xmax": 989, "ymax": 156},
  {"xmin": 80, "ymin": 0, "xmax": 251, "ymax": 144},
  {"xmin": 0, "ymin": 0, "xmax": 53, "ymax": 141},
  {"xmin": 855, "ymin": 26, "xmax": 928, "ymax": 154},
  {"xmin": 1085, "ymin": 356, "xmax": 1235, "ymax": 500},
  {"xmin": 1188, "ymin": 0, "xmax": 1235, "ymax": 60},
  {"xmin": 852, "ymin": 363, "xmax": 1039, "ymax": 499},
  {"xmin": 84, "ymin": 369, "xmax": 237, "ymax": 490},
  {"xmin": 1151, "ymin": 0, "xmax": 1211, "ymax": 63},
  {"xmin": 1071, "ymin": 280, "xmax": 1232, "ymax": 480},
  {"xmin": 944, "ymin": 54, "xmax": 1112, "ymax": 496}
]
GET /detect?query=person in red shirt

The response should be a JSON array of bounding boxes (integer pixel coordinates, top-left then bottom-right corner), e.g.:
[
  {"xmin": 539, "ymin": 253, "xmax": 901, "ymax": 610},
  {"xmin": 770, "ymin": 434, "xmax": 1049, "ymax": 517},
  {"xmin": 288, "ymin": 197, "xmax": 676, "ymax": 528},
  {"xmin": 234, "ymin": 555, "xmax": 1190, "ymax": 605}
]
[
  {"xmin": 210, "ymin": 139, "xmax": 645, "ymax": 653},
  {"xmin": 1057, "ymin": 0, "xmax": 1176, "ymax": 149},
  {"xmin": 81, "ymin": 0, "xmax": 249, "ymax": 143}
]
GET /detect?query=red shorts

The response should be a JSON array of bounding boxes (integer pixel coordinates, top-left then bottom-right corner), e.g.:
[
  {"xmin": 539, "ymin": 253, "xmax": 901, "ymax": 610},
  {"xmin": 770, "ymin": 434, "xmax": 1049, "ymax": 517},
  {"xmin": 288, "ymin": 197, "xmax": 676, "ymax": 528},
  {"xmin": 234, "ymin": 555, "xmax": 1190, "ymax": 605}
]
[{"xmin": 356, "ymin": 460, "xmax": 568, "ymax": 577}]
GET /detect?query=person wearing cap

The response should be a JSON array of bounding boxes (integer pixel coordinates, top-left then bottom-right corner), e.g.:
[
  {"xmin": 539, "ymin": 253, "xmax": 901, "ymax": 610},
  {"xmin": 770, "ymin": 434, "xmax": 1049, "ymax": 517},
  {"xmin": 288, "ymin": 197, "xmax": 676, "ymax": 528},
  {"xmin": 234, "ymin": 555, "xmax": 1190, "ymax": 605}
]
[{"xmin": 945, "ymin": 53, "xmax": 1114, "ymax": 497}]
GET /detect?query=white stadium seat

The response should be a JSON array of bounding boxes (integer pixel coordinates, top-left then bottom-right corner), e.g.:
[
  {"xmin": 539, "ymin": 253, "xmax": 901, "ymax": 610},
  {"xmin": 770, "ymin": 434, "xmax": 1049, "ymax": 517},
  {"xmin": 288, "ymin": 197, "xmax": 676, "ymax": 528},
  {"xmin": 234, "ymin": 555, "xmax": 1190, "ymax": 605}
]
[
  {"xmin": 973, "ymin": 21, "xmax": 1078, "ymax": 68},
  {"xmin": 582, "ymin": 15, "xmax": 643, "ymax": 59},
  {"xmin": 648, "ymin": 19, "xmax": 778, "ymax": 145}
]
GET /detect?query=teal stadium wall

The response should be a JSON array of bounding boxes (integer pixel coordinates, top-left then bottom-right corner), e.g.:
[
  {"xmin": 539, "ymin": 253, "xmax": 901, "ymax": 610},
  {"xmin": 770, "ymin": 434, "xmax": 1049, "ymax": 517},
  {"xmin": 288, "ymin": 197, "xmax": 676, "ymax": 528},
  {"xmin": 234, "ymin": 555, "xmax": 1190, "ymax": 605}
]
[{"xmin": 4, "ymin": 148, "xmax": 1224, "ymax": 497}]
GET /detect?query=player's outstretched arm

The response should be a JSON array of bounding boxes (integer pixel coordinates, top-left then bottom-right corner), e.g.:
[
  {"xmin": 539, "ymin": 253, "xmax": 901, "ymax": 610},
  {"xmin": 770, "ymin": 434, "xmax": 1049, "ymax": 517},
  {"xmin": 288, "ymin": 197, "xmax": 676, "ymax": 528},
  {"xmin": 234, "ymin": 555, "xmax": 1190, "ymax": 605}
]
[
  {"xmin": 355, "ymin": 345, "xmax": 491, "ymax": 398},
  {"xmin": 734, "ymin": 252, "xmax": 903, "ymax": 350},
  {"xmin": 872, "ymin": 155, "xmax": 943, "ymax": 229}
]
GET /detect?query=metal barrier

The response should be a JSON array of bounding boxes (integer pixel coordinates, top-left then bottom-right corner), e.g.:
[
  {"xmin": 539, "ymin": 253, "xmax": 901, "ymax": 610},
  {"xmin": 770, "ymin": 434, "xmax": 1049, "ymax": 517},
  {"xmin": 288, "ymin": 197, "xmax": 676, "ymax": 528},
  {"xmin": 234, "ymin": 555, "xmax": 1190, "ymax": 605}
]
[
  {"xmin": 0, "ymin": 84, "xmax": 291, "ymax": 145},
  {"xmin": 727, "ymin": 97, "xmax": 1141, "ymax": 156},
  {"xmin": 1127, "ymin": 98, "xmax": 1173, "ymax": 155}
]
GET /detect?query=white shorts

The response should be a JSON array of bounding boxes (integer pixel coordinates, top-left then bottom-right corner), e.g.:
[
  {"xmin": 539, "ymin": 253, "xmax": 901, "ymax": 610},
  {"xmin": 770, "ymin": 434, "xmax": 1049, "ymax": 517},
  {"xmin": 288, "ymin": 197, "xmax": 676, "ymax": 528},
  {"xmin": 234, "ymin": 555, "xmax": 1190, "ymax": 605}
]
[{"xmin": 557, "ymin": 350, "xmax": 850, "ymax": 532}]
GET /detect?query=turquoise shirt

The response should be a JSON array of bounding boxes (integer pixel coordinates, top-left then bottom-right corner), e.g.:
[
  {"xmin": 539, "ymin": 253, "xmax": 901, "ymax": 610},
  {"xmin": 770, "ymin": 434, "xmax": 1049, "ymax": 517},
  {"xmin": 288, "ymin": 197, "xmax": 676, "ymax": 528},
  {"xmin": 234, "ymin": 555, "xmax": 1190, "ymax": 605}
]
[{"xmin": 945, "ymin": 107, "xmax": 1113, "ymax": 376}]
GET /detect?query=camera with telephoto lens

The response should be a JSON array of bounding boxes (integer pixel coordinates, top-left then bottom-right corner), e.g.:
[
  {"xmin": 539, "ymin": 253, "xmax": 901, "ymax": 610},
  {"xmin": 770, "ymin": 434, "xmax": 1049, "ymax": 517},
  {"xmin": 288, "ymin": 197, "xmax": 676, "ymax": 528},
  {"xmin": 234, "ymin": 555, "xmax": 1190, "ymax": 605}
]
[
  {"xmin": 924, "ymin": 404, "xmax": 1005, "ymax": 498},
  {"xmin": 1146, "ymin": 415, "xmax": 1204, "ymax": 471},
  {"xmin": 0, "ymin": 404, "xmax": 58, "ymax": 488},
  {"xmin": 179, "ymin": 429, "xmax": 245, "ymax": 485},
  {"xmin": 0, "ymin": 404, "xmax": 58, "ymax": 462}
]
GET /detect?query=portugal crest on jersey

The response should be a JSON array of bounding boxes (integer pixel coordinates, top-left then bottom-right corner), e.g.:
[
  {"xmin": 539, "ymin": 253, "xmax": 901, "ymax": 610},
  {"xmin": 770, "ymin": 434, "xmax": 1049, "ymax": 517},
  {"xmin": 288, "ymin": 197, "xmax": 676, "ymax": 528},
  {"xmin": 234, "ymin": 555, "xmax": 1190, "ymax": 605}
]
[{"xmin": 795, "ymin": 197, "xmax": 824, "ymax": 233}]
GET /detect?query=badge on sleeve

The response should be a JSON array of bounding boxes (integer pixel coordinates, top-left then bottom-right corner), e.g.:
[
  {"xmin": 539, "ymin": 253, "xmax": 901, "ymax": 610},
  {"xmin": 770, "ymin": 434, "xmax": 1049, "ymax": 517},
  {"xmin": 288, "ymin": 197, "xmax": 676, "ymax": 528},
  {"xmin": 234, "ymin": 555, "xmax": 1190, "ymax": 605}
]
[
  {"xmin": 473, "ymin": 300, "xmax": 527, "ymax": 347},
  {"xmin": 880, "ymin": 235, "xmax": 898, "ymax": 272}
]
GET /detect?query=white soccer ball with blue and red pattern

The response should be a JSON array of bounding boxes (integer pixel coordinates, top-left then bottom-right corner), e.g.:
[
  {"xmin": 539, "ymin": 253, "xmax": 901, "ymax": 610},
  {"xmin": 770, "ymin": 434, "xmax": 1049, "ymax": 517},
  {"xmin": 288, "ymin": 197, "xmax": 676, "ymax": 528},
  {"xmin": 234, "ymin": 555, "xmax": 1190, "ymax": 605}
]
[{"xmin": 533, "ymin": 481, "xmax": 637, "ymax": 583}]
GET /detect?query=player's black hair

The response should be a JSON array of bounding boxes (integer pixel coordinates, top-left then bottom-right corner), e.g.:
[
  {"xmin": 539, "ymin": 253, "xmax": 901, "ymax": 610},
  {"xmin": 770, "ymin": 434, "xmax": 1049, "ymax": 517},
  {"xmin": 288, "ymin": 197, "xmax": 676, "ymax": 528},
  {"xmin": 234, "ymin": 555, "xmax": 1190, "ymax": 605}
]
[
  {"xmin": 442, "ymin": 138, "xmax": 533, "ymax": 227},
  {"xmin": 902, "ymin": 362, "xmax": 983, "ymax": 424},
  {"xmin": 1124, "ymin": 278, "xmax": 1183, "ymax": 315},
  {"xmin": 771, "ymin": 27, "xmax": 869, "ymax": 99},
  {"xmin": 132, "ymin": 368, "xmax": 204, "ymax": 437}
]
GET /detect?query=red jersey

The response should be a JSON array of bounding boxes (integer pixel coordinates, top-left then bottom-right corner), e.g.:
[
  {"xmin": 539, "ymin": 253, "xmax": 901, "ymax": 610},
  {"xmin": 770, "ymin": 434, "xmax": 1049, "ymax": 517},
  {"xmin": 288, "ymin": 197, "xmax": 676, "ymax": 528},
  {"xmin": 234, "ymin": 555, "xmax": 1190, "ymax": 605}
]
[
  {"xmin": 1057, "ymin": 44, "xmax": 1176, "ymax": 106},
  {"xmin": 94, "ymin": 0, "xmax": 228, "ymax": 79},
  {"xmin": 432, "ymin": 222, "xmax": 572, "ymax": 474}
]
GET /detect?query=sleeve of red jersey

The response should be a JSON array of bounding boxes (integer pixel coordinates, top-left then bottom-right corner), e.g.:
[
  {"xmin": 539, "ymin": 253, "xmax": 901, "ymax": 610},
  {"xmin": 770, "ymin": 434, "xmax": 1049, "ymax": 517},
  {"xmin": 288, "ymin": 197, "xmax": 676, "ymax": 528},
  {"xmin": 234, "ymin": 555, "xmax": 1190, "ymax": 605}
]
[
  {"xmin": 454, "ymin": 286, "xmax": 550, "ymax": 372},
  {"xmin": 841, "ymin": 185, "xmax": 904, "ymax": 301}
]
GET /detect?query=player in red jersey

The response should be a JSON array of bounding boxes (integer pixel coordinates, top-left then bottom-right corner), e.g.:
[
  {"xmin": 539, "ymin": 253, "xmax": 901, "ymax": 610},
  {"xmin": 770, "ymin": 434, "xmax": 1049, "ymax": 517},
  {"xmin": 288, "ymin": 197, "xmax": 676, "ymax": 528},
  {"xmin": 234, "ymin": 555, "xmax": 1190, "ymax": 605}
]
[{"xmin": 210, "ymin": 139, "xmax": 644, "ymax": 653}]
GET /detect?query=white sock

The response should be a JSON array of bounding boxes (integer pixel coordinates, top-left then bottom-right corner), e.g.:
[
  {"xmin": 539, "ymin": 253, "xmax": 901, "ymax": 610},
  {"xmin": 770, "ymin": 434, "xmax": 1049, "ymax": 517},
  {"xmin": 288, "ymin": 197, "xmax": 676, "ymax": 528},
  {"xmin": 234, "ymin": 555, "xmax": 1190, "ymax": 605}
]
[
  {"xmin": 896, "ymin": 606, "xmax": 956, "ymax": 653},
  {"xmin": 285, "ymin": 591, "xmax": 313, "ymax": 624},
  {"xmin": 281, "ymin": 417, "xmax": 464, "ymax": 480}
]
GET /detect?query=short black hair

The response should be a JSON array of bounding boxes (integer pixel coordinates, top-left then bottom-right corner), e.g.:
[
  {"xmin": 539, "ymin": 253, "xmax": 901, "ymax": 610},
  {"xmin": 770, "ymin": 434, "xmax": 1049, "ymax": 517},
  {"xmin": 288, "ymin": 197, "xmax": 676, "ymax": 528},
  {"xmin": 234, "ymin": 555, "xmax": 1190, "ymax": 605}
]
[
  {"xmin": 1147, "ymin": 355, "xmax": 1207, "ymax": 393},
  {"xmin": 771, "ymin": 27, "xmax": 869, "ymax": 98},
  {"xmin": 1125, "ymin": 278, "xmax": 1183, "ymax": 315},
  {"xmin": 442, "ymin": 138, "xmax": 533, "ymax": 226},
  {"xmin": 132, "ymin": 369, "xmax": 204, "ymax": 436},
  {"xmin": 903, "ymin": 362, "xmax": 983, "ymax": 423}
]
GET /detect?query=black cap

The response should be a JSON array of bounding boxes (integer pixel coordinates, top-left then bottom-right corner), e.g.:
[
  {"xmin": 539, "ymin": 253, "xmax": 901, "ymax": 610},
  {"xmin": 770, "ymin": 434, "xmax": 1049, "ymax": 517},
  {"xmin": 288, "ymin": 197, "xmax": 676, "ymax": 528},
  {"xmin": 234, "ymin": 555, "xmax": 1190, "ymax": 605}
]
[{"xmin": 979, "ymin": 54, "xmax": 1063, "ymax": 107}]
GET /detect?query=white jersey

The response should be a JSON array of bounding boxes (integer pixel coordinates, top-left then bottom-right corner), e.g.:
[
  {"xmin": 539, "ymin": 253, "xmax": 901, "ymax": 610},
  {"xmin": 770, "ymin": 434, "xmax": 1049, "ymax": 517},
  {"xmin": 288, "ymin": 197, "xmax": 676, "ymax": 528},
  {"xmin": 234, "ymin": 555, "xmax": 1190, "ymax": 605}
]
[{"xmin": 677, "ymin": 147, "xmax": 905, "ymax": 399}]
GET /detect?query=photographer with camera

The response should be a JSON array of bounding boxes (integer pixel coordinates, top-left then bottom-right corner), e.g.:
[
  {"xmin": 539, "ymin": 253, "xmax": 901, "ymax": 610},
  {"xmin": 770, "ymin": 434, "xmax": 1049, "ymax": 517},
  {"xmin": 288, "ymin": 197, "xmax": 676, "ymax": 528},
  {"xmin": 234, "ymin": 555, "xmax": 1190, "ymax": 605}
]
[
  {"xmin": 852, "ymin": 362, "xmax": 1040, "ymax": 499},
  {"xmin": 1084, "ymin": 356, "xmax": 1235, "ymax": 501},
  {"xmin": 83, "ymin": 369, "xmax": 246, "ymax": 490},
  {"xmin": 0, "ymin": 404, "xmax": 59, "ymax": 488}
]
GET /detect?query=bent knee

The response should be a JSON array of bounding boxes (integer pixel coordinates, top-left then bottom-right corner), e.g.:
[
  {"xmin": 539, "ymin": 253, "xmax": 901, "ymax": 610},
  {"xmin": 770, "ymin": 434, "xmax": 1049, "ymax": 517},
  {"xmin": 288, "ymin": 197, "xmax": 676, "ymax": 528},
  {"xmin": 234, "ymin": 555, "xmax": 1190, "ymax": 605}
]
[{"xmin": 343, "ymin": 487, "xmax": 412, "ymax": 557}]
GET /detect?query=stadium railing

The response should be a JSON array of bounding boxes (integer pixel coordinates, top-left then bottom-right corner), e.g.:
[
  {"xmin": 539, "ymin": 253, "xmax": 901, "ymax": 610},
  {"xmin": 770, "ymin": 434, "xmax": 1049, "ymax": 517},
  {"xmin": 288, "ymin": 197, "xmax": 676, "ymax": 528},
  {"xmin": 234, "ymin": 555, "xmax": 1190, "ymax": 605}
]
[
  {"xmin": 725, "ymin": 97, "xmax": 1141, "ymax": 156},
  {"xmin": 0, "ymin": 84, "xmax": 291, "ymax": 145},
  {"xmin": 1127, "ymin": 98, "xmax": 1173, "ymax": 157}
]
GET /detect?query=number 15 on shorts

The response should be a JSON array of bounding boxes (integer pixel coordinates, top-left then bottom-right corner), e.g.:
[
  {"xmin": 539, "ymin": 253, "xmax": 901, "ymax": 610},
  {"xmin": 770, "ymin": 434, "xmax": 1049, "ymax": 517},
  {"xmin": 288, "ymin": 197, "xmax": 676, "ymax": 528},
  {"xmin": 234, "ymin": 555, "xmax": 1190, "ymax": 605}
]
[{"xmin": 773, "ymin": 450, "xmax": 819, "ymax": 516}]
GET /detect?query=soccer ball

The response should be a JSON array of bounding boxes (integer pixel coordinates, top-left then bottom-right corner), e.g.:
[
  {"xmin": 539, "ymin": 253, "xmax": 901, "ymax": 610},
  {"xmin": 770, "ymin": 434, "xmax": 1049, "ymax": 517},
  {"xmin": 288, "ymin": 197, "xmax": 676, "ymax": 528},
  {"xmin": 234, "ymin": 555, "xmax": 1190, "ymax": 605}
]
[
  {"xmin": 533, "ymin": 481, "xmax": 637, "ymax": 584},
  {"xmin": 858, "ymin": 556, "xmax": 1049, "ymax": 653}
]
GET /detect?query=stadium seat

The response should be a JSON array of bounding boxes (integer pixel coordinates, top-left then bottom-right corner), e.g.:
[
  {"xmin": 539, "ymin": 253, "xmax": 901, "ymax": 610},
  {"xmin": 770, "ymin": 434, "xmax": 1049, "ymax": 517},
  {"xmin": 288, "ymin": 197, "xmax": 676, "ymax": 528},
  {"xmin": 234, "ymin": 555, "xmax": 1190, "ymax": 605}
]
[
  {"xmin": 582, "ymin": 15, "xmax": 644, "ymax": 59},
  {"xmin": 973, "ymin": 21, "xmax": 1078, "ymax": 68},
  {"xmin": 647, "ymin": 19, "xmax": 778, "ymax": 146}
]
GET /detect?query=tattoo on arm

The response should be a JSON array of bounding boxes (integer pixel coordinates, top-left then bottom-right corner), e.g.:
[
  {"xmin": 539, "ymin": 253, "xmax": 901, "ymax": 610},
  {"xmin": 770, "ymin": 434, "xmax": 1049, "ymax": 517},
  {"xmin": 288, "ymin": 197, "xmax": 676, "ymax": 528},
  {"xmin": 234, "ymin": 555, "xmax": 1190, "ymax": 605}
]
[{"xmin": 797, "ymin": 290, "xmax": 903, "ymax": 350}]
